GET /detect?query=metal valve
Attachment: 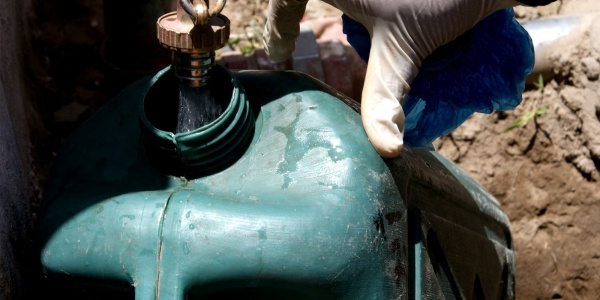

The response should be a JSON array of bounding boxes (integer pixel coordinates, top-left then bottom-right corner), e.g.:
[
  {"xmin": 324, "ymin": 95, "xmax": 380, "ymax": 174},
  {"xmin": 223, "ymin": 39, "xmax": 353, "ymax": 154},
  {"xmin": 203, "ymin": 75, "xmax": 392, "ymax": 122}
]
[
  {"xmin": 178, "ymin": 0, "xmax": 226, "ymax": 26},
  {"xmin": 157, "ymin": 0, "xmax": 230, "ymax": 86}
]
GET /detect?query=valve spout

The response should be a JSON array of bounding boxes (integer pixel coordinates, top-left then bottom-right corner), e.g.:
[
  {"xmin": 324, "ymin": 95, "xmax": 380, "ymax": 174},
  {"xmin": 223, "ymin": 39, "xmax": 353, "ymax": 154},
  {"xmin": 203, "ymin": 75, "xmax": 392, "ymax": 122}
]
[
  {"xmin": 157, "ymin": 0, "xmax": 230, "ymax": 85},
  {"xmin": 157, "ymin": 1, "xmax": 230, "ymax": 132}
]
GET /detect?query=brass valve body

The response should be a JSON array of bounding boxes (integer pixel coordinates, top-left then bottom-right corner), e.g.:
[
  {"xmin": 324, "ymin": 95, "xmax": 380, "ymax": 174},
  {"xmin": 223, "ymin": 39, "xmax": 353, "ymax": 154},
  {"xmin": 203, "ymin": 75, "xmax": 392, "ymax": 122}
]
[{"xmin": 157, "ymin": 12, "xmax": 230, "ymax": 53}]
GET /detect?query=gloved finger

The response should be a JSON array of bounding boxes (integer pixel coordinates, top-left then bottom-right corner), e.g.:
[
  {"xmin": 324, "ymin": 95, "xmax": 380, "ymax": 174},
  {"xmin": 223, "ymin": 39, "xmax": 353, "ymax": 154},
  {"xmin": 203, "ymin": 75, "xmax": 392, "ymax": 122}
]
[
  {"xmin": 262, "ymin": 0, "xmax": 309, "ymax": 62},
  {"xmin": 360, "ymin": 21, "xmax": 421, "ymax": 158}
]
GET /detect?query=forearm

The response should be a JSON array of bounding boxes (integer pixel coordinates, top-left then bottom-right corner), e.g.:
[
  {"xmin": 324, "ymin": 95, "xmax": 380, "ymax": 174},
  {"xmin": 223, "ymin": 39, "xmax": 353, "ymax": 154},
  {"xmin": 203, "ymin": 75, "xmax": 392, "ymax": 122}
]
[{"xmin": 263, "ymin": 0, "xmax": 309, "ymax": 61}]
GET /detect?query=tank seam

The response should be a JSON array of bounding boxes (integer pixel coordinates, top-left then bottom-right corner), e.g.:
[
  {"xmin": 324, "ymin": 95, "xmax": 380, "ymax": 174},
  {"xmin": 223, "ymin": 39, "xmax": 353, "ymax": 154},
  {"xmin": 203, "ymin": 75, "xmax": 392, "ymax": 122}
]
[{"xmin": 155, "ymin": 191, "xmax": 176, "ymax": 299}]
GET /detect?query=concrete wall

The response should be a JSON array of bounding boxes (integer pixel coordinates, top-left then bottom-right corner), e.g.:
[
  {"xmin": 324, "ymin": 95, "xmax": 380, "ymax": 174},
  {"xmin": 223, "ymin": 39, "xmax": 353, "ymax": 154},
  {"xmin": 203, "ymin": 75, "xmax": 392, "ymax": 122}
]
[{"xmin": 0, "ymin": 0, "xmax": 34, "ymax": 299}]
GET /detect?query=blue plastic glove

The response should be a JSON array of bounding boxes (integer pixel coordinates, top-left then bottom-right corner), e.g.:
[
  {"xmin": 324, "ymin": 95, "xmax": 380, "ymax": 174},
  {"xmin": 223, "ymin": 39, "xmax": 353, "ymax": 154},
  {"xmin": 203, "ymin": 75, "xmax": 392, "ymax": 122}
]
[
  {"xmin": 342, "ymin": 9, "xmax": 534, "ymax": 148},
  {"xmin": 263, "ymin": 0, "xmax": 545, "ymax": 157}
]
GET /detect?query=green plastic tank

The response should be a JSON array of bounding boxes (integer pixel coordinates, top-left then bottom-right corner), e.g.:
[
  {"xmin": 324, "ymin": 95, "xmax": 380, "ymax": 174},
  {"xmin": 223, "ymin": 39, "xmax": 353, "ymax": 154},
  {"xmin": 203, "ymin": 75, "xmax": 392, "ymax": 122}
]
[{"xmin": 39, "ymin": 65, "xmax": 514, "ymax": 299}]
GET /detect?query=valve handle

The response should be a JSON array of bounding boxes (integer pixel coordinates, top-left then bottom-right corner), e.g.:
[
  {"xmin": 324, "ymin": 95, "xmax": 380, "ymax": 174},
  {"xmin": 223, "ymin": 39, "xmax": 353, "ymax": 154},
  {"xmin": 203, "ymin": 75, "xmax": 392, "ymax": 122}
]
[{"xmin": 179, "ymin": 0, "xmax": 226, "ymax": 26}]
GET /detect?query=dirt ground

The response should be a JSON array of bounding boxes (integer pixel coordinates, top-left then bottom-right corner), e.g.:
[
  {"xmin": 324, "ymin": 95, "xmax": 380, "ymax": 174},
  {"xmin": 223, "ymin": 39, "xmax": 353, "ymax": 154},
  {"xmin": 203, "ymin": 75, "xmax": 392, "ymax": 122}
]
[
  {"xmin": 434, "ymin": 1, "xmax": 600, "ymax": 299},
  {"xmin": 29, "ymin": 0, "xmax": 600, "ymax": 299}
]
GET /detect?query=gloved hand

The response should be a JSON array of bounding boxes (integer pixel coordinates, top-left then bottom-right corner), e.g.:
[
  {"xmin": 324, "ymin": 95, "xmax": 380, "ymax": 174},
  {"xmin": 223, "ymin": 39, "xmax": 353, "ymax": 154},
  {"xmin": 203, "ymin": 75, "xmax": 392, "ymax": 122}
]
[{"xmin": 263, "ymin": 0, "xmax": 553, "ymax": 158}]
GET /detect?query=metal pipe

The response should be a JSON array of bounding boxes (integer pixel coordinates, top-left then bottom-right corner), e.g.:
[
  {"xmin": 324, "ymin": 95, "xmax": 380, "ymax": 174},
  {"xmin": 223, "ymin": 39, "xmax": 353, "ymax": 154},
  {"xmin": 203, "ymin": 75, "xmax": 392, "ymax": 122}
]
[
  {"xmin": 522, "ymin": 13, "xmax": 600, "ymax": 82},
  {"xmin": 173, "ymin": 51, "xmax": 215, "ymax": 86}
]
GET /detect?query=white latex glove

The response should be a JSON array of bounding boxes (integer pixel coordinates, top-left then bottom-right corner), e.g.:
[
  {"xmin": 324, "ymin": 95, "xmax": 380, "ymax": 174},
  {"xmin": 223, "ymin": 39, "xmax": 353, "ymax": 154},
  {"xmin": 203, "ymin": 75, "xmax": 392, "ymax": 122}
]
[{"xmin": 263, "ymin": 0, "xmax": 528, "ymax": 158}]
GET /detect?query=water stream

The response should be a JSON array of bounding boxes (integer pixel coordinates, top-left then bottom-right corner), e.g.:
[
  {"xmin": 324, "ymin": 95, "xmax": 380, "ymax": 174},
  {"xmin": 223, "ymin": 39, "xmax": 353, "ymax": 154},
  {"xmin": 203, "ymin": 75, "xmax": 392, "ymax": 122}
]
[{"xmin": 176, "ymin": 83, "xmax": 223, "ymax": 133}]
